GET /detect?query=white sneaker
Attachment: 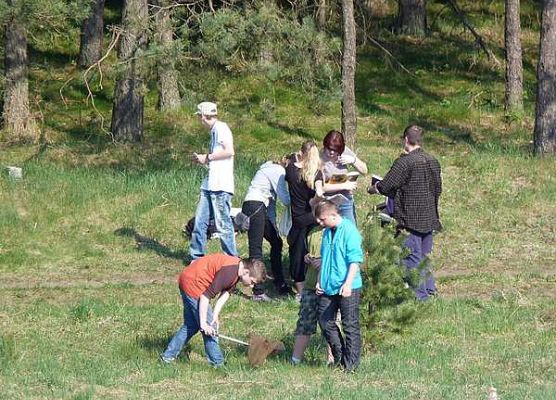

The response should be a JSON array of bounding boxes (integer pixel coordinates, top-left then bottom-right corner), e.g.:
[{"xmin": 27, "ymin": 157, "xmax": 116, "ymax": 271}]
[{"xmin": 160, "ymin": 354, "xmax": 175, "ymax": 364}]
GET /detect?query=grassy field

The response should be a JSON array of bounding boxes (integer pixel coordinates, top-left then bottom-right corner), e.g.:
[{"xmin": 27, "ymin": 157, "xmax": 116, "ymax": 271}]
[{"xmin": 1, "ymin": 1, "xmax": 556, "ymax": 399}]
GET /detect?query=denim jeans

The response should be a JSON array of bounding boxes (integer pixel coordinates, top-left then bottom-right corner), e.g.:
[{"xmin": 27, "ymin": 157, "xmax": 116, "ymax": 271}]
[
  {"xmin": 189, "ymin": 190, "xmax": 238, "ymax": 260},
  {"xmin": 162, "ymin": 289, "xmax": 224, "ymax": 366},
  {"xmin": 338, "ymin": 197, "xmax": 356, "ymax": 225},
  {"xmin": 403, "ymin": 230, "xmax": 436, "ymax": 300},
  {"xmin": 318, "ymin": 289, "xmax": 361, "ymax": 371}
]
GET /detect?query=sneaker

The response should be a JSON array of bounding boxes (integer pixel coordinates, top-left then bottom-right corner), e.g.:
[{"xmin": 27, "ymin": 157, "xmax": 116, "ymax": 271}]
[
  {"xmin": 160, "ymin": 354, "xmax": 176, "ymax": 364},
  {"xmin": 252, "ymin": 293, "xmax": 273, "ymax": 302},
  {"xmin": 290, "ymin": 356, "xmax": 301, "ymax": 366},
  {"xmin": 276, "ymin": 283, "xmax": 294, "ymax": 296}
]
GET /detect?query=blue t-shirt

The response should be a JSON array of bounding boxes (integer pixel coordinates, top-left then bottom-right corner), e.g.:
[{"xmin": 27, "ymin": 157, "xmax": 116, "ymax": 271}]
[{"xmin": 319, "ymin": 218, "xmax": 364, "ymax": 295}]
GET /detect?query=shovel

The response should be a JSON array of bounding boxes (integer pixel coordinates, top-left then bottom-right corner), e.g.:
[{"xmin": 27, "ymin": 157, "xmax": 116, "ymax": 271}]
[
  {"xmin": 217, "ymin": 332, "xmax": 285, "ymax": 366},
  {"xmin": 218, "ymin": 333, "xmax": 249, "ymax": 346}
]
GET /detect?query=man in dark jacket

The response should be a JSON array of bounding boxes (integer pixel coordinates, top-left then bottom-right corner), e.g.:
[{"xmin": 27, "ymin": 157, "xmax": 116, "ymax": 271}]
[{"xmin": 368, "ymin": 125, "xmax": 442, "ymax": 300}]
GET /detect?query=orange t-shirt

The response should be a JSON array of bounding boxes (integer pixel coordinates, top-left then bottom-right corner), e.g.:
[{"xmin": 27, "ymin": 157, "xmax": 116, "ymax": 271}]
[{"xmin": 178, "ymin": 254, "xmax": 241, "ymax": 299}]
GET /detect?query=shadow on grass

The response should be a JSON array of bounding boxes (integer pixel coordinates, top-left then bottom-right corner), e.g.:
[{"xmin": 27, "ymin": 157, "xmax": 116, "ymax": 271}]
[
  {"xmin": 266, "ymin": 120, "xmax": 315, "ymax": 140},
  {"xmin": 411, "ymin": 118, "xmax": 476, "ymax": 146},
  {"xmin": 136, "ymin": 333, "xmax": 192, "ymax": 360},
  {"xmin": 114, "ymin": 227, "xmax": 188, "ymax": 263},
  {"xmin": 29, "ymin": 46, "xmax": 75, "ymax": 68}
]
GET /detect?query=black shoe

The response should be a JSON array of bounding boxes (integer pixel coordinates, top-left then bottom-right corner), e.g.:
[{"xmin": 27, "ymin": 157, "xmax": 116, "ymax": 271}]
[{"xmin": 276, "ymin": 283, "xmax": 294, "ymax": 296}]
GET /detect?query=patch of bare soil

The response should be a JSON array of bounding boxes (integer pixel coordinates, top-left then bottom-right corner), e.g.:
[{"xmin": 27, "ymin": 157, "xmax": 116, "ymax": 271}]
[
  {"xmin": 439, "ymin": 277, "xmax": 556, "ymax": 301},
  {"xmin": 0, "ymin": 273, "xmax": 177, "ymax": 290}
]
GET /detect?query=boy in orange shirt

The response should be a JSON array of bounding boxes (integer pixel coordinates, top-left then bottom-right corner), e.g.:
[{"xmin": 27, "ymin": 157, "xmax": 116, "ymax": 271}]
[{"xmin": 161, "ymin": 254, "xmax": 266, "ymax": 366}]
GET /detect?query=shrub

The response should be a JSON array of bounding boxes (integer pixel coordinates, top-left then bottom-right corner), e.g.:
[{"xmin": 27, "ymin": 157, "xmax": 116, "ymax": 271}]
[{"xmin": 359, "ymin": 214, "xmax": 421, "ymax": 349}]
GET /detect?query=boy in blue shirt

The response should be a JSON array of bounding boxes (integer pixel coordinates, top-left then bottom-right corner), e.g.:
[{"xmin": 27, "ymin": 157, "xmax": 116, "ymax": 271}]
[{"xmin": 315, "ymin": 200, "xmax": 364, "ymax": 372}]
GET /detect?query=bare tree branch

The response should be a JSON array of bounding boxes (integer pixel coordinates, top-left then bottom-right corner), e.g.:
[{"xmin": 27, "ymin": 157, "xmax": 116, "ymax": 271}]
[
  {"xmin": 368, "ymin": 37, "xmax": 415, "ymax": 77},
  {"xmin": 82, "ymin": 26, "xmax": 123, "ymax": 140},
  {"xmin": 443, "ymin": 0, "xmax": 501, "ymax": 66}
]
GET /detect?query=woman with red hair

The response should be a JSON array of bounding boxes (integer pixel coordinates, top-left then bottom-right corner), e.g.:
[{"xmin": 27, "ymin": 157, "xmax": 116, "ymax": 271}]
[{"xmin": 320, "ymin": 130, "xmax": 368, "ymax": 223}]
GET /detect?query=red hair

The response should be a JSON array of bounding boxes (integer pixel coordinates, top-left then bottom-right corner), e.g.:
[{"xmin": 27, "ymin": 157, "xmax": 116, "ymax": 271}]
[{"xmin": 323, "ymin": 130, "xmax": 345, "ymax": 154}]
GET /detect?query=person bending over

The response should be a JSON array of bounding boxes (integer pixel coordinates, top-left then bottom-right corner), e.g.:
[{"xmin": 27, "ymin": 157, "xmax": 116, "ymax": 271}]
[
  {"xmin": 241, "ymin": 157, "xmax": 291, "ymax": 301},
  {"xmin": 161, "ymin": 254, "xmax": 266, "ymax": 366}
]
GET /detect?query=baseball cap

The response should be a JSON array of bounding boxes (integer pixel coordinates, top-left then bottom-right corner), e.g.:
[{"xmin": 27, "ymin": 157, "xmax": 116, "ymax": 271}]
[{"xmin": 195, "ymin": 102, "xmax": 218, "ymax": 116}]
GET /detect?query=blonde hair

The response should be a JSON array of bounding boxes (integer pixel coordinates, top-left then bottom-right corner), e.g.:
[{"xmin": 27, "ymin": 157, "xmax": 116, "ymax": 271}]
[{"xmin": 300, "ymin": 140, "xmax": 321, "ymax": 190}]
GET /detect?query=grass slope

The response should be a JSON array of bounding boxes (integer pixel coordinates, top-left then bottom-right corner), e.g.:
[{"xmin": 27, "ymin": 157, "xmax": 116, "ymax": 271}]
[{"xmin": 1, "ymin": 1, "xmax": 555, "ymax": 399}]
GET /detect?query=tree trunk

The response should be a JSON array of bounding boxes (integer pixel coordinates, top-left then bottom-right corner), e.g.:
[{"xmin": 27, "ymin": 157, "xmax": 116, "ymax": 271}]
[
  {"xmin": 534, "ymin": 0, "xmax": 556, "ymax": 156},
  {"xmin": 341, "ymin": 0, "xmax": 357, "ymax": 149},
  {"xmin": 78, "ymin": 0, "xmax": 105, "ymax": 68},
  {"xmin": 504, "ymin": 0, "xmax": 523, "ymax": 114},
  {"xmin": 3, "ymin": 11, "xmax": 38, "ymax": 142},
  {"xmin": 154, "ymin": 0, "xmax": 181, "ymax": 110},
  {"xmin": 317, "ymin": 0, "xmax": 327, "ymax": 30},
  {"xmin": 111, "ymin": 0, "xmax": 148, "ymax": 142},
  {"xmin": 395, "ymin": 0, "xmax": 427, "ymax": 37}
]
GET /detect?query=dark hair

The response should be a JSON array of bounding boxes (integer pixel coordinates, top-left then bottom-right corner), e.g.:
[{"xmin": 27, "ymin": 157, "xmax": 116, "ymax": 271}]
[
  {"xmin": 241, "ymin": 258, "xmax": 267, "ymax": 284},
  {"xmin": 403, "ymin": 125, "xmax": 424, "ymax": 146},
  {"xmin": 274, "ymin": 155, "xmax": 290, "ymax": 167},
  {"xmin": 323, "ymin": 130, "xmax": 345, "ymax": 154},
  {"xmin": 314, "ymin": 199, "xmax": 339, "ymax": 218}
]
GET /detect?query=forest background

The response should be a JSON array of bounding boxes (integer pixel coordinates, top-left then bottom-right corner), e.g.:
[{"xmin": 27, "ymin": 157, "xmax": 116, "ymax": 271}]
[{"xmin": 0, "ymin": 0, "xmax": 555, "ymax": 399}]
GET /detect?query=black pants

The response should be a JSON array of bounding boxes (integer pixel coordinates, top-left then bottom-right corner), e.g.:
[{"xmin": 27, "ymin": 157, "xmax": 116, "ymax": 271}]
[
  {"xmin": 287, "ymin": 224, "xmax": 314, "ymax": 283},
  {"xmin": 318, "ymin": 289, "xmax": 361, "ymax": 371},
  {"xmin": 242, "ymin": 201, "xmax": 285, "ymax": 295}
]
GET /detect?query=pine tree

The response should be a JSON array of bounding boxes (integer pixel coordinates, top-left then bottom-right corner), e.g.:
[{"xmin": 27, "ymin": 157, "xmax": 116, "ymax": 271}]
[
  {"xmin": 78, "ymin": 0, "xmax": 106, "ymax": 68},
  {"xmin": 110, "ymin": 0, "xmax": 149, "ymax": 142},
  {"xmin": 359, "ymin": 213, "xmax": 421, "ymax": 348},
  {"xmin": 0, "ymin": 0, "xmax": 86, "ymax": 142}
]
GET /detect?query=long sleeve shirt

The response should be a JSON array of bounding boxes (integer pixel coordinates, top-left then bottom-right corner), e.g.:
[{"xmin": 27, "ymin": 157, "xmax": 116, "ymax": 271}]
[
  {"xmin": 377, "ymin": 148, "xmax": 442, "ymax": 234},
  {"xmin": 319, "ymin": 218, "xmax": 364, "ymax": 296},
  {"xmin": 244, "ymin": 162, "xmax": 290, "ymax": 224},
  {"xmin": 244, "ymin": 162, "xmax": 290, "ymax": 207}
]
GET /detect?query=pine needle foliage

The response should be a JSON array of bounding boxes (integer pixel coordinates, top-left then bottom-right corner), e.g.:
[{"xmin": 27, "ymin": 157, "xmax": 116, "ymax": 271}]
[
  {"xmin": 359, "ymin": 213, "xmax": 421, "ymax": 349},
  {"xmin": 192, "ymin": 1, "xmax": 341, "ymax": 101}
]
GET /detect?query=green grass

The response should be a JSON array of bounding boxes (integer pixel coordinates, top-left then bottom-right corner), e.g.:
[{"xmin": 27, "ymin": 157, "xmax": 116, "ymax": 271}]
[
  {"xmin": 1, "ymin": 285, "xmax": 555, "ymax": 399},
  {"xmin": 1, "ymin": 1, "xmax": 556, "ymax": 398}
]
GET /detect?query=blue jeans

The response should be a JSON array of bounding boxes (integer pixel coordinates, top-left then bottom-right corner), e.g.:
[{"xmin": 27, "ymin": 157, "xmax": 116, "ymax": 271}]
[
  {"xmin": 338, "ymin": 197, "xmax": 356, "ymax": 225},
  {"xmin": 162, "ymin": 289, "xmax": 224, "ymax": 366},
  {"xmin": 403, "ymin": 230, "xmax": 436, "ymax": 300},
  {"xmin": 189, "ymin": 190, "xmax": 238, "ymax": 259}
]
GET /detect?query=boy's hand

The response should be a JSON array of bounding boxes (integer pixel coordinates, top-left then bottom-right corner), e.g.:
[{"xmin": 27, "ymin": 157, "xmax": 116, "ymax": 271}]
[
  {"xmin": 304, "ymin": 254, "xmax": 322, "ymax": 269},
  {"xmin": 339, "ymin": 283, "xmax": 352, "ymax": 297},
  {"xmin": 200, "ymin": 322, "xmax": 217, "ymax": 336},
  {"xmin": 315, "ymin": 282, "xmax": 324, "ymax": 296},
  {"xmin": 192, "ymin": 152, "xmax": 208, "ymax": 165}
]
